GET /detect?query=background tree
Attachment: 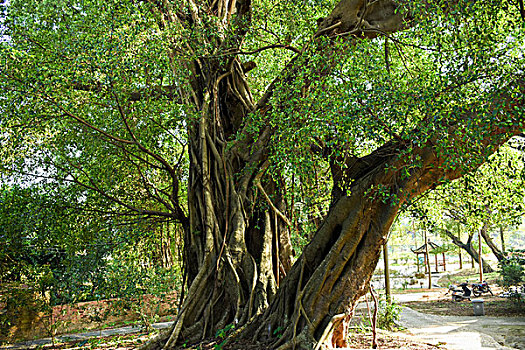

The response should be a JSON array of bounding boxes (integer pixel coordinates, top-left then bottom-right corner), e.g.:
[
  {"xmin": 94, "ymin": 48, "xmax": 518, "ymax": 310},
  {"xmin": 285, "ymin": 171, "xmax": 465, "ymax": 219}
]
[
  {"xmin": 413, "ymin": 141, "xmax": 525, "ymax": 272},
  {"xmin": 0, "ymin": 184, "xmax": 181, "ymax": 305},
  {"xmin": 2, "ymin": 0, "xmax": 525, "ymax": 349}
]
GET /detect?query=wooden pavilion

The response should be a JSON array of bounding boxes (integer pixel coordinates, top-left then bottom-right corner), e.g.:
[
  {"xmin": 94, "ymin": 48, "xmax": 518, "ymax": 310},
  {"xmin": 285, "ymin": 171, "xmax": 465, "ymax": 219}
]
[{"xmin": 412, "ymin": 240, "xmax": 447, "ymax": 273}]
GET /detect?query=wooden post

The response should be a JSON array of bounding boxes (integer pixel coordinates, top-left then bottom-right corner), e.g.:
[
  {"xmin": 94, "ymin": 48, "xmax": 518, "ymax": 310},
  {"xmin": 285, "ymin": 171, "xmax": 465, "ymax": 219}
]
[
  {"xmin": 424, "ymin": 231, "xmax": 432, "ymax": 289},
  {"xmin": 479, "ymin": 229, "xmax": 483, "ymax": 282},
  {"xmin": 383, "ymin": 243, "xmax": 391, "ymax": 303},
  {"xmin": 442, "ymin": 252, "xmax": 446, "ymax": 271},
  {"xmin": 434, "ymin": 253, "xmax": 438, "ymax": 273},
  {"xmin": 458, "ymin": 223, "xmax": 462, "ymax": 269},
  {"xmin": 471, "ymin": 236, "xmax": 476, "ymax": 269}
]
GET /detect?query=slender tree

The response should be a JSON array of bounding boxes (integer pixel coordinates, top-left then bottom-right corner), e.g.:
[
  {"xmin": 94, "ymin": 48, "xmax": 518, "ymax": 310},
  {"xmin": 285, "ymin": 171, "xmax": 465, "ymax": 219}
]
[{"xmin": 1, "ymin": 1, "xmax": 525, "ymax": 348}]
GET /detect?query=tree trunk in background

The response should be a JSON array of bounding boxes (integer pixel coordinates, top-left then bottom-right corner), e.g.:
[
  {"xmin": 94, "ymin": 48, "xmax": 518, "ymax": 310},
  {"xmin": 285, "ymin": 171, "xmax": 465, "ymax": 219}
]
[
  {"xmin": 157, "ymin": 223, "xmax": 173, "ymax": 269},
  {"xmin": 458, "ymin": 223, "xmax": 463, "ymax": 269},
  {"xmin": 478, "ymin": 229, "xmax": 484, "ymax": 282},
  {"xmin": 500, "ymin": 226, "xmax": 506, "ymax": 254},
  {"xmin": 442, "ymin": 228, "xmax": 494, "ymax": 273},
  {"xmin": 480, "ymin": 223, "xmax": 505, "ymax": 262}
]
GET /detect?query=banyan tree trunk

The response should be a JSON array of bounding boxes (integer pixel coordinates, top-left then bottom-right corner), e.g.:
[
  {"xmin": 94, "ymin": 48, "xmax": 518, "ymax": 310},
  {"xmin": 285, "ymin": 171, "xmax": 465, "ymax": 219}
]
[
  {"xmin": 142, "ymin": 2, "xmax": 410, "ymax": 347},
  {"xmin": 179, "ymin": 89, "xmax": 290, "ymax": 347},
  {"xmin": 234, "ymin": 140, "xmax": 470, "ymax": 349},
  {"xmin": 142, "ymin": 59, "xmax": 295, "ymax": 349}
]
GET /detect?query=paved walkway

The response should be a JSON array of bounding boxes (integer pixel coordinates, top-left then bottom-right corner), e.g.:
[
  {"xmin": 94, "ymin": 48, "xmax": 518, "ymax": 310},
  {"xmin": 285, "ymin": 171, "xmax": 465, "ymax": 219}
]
[
  {"xmin": 393, "ymin": 292, "xmax": 525, "ymax": 350},
  {"xmin": 399, "ymin": 306, "xmax": 525, "ymax": 349}
]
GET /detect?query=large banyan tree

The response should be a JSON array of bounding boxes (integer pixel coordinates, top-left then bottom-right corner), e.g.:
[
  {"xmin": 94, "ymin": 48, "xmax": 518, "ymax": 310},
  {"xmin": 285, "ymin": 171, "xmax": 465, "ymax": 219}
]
[{"xmin": 1, "ymin": 0, "xmax": 524, "ymax": 348}]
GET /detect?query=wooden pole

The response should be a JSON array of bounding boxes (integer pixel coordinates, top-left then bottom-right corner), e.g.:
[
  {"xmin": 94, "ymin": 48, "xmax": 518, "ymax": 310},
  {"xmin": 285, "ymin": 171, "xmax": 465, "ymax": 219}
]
[
  {"xmin": 424, "ymin": 230, "xmax": 432, "ymax": 289},
  {"xmin": 442, "ymin": 252, "xmax": 446, "ymax": 271},
  {"xmin": 369, "ymin": 285, "xmax": 378, "ymax": 349},
  {"xmin": 383, "ymin": 243, "xmax": 391, "ymax": 303},
  {"xmin": 471, "ymin": 233, "xmax": 476, "ymax": 268},
  {"xmin": 458, "ymin": 223, "xmax": 462, "ymax": 269},
  {"xmin": 479, "ymin": 229, "xmax": 483, "ymax": 282}
]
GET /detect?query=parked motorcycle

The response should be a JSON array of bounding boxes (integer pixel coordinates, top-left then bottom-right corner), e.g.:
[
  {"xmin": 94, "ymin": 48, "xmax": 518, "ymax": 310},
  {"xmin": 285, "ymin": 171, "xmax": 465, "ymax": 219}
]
[
  {"xmin": 447, "ymin": 282, "xmax": 472, "ymax": 301},
  {"xmin": 471, "ymin": 281, "xmax": 493, "ymax": 297}
]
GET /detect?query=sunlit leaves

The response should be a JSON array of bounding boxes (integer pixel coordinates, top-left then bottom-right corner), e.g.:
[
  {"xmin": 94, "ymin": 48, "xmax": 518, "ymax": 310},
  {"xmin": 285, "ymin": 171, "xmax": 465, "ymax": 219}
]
[
  {"xmin": 415, "ymin": 141, "xmax": 525, "ymax": 232},
  {"xmin": 2, "ymin": 0, "xmax": 525, "ymax": 245},
  {"xmin": 0, "ymin": 0, "xmax": 189, "ymax": 218}
]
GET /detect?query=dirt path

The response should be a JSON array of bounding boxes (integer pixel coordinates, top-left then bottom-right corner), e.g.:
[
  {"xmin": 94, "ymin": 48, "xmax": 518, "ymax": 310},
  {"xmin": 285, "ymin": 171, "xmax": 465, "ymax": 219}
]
[
  {"xmin": 4, "ymin": 291, "xmax": 524, "ymax": 350},
  {"xmin": 0, "ymin": 322, "xmax": 174, "ymax": 349},
  {"xmin": 395, "ymin": 293, "xmax": 525, "ymax": 350}
]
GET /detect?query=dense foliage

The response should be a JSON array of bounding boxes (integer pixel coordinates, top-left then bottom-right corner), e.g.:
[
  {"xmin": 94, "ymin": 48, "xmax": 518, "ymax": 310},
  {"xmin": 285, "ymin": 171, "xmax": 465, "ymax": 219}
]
[
  {"xmin": 2, "ymin": 1, "xmax": 524, "ymax": 241},
  {"xmin": 500, "ymin": 250, "xmax": 525, "ymax": 287},
  {"xmin": 0, "ymin": 185, "xmax": 180, "ymax": 304}
]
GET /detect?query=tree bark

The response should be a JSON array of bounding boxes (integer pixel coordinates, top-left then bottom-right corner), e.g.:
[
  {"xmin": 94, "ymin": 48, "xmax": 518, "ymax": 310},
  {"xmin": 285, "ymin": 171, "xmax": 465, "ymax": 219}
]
[
  {"xmin": 168, "ymin": 72, "xmax": 294, "ymax": 345},
  {"xmin": 500, "ymin": 226, "xmax": 506, "ymax": 254}
]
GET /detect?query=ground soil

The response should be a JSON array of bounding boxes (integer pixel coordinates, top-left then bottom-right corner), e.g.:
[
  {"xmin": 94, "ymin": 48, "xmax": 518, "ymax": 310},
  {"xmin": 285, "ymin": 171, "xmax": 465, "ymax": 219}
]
[
  {"xmin": 24, "ymin": 331, "xmax": 442, "ymax": 350},
  {"xmin": 345, "ymin": 332, "xmax": 441, "ymax": 349},
  {"xmin": 165, "ymin": 333, "xmax": 441, "ymax": 350},
  {"xmin": 6, "ymin": 287, "xmax": 523, "ymax": 349},
  {"xmin": 402, "ymin": 294, "xmax": 525, "ymax": 317}
]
